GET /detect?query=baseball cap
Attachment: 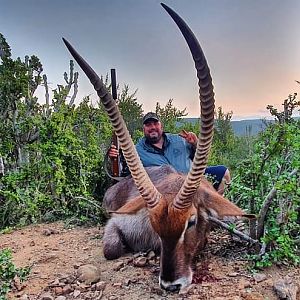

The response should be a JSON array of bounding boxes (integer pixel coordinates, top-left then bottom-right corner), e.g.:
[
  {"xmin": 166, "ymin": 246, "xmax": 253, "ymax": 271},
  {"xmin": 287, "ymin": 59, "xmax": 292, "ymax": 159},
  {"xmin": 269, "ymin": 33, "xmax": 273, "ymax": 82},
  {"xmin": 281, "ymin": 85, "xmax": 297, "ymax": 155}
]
[{"xmin": 142, "ymin": 112, "xmax": 160, "ymax": 124}]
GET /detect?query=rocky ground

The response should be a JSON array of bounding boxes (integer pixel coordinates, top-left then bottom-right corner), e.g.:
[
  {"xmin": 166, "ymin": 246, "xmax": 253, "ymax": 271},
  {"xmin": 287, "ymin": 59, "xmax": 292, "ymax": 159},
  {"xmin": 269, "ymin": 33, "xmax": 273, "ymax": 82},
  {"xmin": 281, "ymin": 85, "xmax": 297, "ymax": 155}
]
[{"xmin": 0, "ymin": 221, "xmax": 299, "ymax": 300}]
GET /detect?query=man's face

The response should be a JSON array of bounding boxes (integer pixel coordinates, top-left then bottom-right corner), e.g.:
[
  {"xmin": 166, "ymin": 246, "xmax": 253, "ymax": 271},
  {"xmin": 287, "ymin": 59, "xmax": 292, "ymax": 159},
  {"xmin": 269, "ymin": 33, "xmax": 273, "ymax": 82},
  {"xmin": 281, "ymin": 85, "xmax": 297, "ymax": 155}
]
[{"xmin": 143, "ymin": 120, "xmax": 163, "ymax": 144}]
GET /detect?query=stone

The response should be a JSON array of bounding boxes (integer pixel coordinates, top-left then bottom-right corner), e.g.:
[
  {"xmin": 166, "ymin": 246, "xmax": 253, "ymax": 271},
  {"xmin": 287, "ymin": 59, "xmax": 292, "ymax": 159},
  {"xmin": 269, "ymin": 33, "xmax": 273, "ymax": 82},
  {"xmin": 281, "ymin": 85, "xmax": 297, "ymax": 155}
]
[
  {"xmin": 179, "ymin": 284, "xmax": 195, "ymax": 295},
  {"xmin": 112, "ymin": 282, "xmax": 122, "ymax": 287},
  {"xmin": 43, "ymin": 229, "xmax": 52, "ymax": 236},
  {"xmin": 55, "ymin": 297, "xmax": 66, "ymax": 300},
  {"xmin": 94, "ymin": 281, "xmax": 107, "ymax": 291},
  {"xmin": 53, "ymin": 287, "xmax": 63, "ymax": 295},
  {"xmin": 241, "ymin": 292, "xmax": 265, "ymax": 300},
  {"xmin": 40, "ymin": 292, "xmax": 54, "ymax": 300},
  {"xmin": 147, "ymin": 251, "xmax": 156, "ymax": 260},
  {"xmin": 112, "ymin": 261, "xmax": 124, "ymax": 271},
  {"xmin": 253, "ymin": 273, "xmax": 267, "ymax": 283},
  {"xmin": 13, "ymin": 276, "xmax": 23, "ymax": 291},
  {"xmin": 62, "ymin": 284, "xmax": 73, "ymax": 295},
  {"xmin": 238, "ymin": 278, "xmax": 252, "ymax": 289},
  {"xmin": 273, "ymin": 277, "xmax": 299, "ymax": 300},
  {"xmin": 228, "ymin": 272, "xmax": 239, "ymax": 277},
  {"xmin": 50, "ymin": 279, "xmax": 60, "ymax": 286},
  {"xmin": 77, "ymin": 264, "xmax": 101, "ymax": 284},
  {"xmin": 133, "ymin": 257, "xmax": 147, "ymax": 267},
  {"xmin": 73, "ymin": 289, "xmax": 81, "ymax": 298}
]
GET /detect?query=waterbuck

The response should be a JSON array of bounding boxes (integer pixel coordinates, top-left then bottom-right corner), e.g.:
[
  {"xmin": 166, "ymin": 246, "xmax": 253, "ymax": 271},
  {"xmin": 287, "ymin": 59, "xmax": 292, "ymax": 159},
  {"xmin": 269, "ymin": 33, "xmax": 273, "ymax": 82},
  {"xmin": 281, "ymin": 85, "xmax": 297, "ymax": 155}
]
[{"xmin": 63, "ymin": 3, "xmax": 250, "ymax": 292}]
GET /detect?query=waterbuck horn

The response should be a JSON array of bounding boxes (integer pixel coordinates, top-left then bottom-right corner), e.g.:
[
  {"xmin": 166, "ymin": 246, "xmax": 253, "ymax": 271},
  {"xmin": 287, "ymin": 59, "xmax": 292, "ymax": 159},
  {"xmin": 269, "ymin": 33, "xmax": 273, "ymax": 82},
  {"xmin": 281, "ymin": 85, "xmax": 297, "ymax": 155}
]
[
  {"xmin": 62, "ymin": 38, "xmax": 161, "ymax": 208},
  {"xmin": 161, "ymin": 3, "xmax": 215, "ymax": 209}
]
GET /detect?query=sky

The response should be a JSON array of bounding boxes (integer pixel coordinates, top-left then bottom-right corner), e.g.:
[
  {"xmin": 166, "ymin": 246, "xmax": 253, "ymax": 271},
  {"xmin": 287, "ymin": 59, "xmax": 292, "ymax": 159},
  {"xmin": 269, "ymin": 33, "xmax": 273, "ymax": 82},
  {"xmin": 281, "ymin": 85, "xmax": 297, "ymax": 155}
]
[{"xmin": 1, "ymin": 0, "xmax": 300, "ymax": 120}]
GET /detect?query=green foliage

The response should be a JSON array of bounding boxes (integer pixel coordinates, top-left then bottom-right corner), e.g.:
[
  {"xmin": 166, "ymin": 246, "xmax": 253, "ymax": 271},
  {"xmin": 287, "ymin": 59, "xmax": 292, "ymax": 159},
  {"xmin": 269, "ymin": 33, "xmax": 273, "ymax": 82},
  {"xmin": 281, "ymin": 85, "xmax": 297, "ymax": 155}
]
[
  {"xmin": 208, "ymin": 107, "xmax": 255, "ymax": 170},
  {"xmin": 0, "ymin": 34, "xmax": 111, "ymax": 228},
  {"xmin": 155, "ymin": 99, "xmax": 187, "ymax": 132},
  {"xmin": 0, "ymin": 248, "xmax": 30, "ymax": 299},
  {"xmin": 227, "ymin": 100, "xmax": 300, "ymax": 267},
  {"xmin": 118, "ymin": 85, "xmax": 143, "ymax": 138}
]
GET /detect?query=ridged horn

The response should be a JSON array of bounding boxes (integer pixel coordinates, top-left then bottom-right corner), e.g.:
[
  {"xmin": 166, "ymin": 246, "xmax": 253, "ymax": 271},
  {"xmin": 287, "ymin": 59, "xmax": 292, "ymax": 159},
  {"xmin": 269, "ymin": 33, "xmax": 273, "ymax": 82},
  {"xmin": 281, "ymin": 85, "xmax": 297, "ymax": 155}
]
[
  {"xmin": 62, "ymin": 38, "xmax": 161, "ymax": 209},
  {"xmin": 161, "ymin": 3, "xmax": 215, "ymax": 209}
]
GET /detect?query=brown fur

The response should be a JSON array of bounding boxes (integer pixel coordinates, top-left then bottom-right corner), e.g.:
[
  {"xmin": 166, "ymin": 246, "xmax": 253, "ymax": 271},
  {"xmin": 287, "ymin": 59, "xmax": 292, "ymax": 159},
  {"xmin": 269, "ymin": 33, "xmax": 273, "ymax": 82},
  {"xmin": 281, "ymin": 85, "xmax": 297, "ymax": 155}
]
[{"xmin": 103, "ymin": 165, "xmax": 249, "ymax": 290}]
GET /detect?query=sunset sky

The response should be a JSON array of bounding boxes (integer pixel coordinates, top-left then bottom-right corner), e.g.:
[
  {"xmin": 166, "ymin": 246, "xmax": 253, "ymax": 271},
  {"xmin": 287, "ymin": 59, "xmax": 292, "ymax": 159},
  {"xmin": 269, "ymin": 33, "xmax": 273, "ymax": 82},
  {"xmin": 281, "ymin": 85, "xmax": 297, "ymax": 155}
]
[{"xmin": 1, "ymin": 0, "xmax": 300, "ymax": 120}]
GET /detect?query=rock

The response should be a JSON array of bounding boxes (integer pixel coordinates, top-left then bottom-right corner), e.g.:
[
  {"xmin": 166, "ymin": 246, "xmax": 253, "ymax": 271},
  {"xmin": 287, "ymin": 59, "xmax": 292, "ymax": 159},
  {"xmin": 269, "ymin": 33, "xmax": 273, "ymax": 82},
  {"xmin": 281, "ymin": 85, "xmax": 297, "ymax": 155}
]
[
  {"xmin": 53, "ymin": 287, "xmax": 63, "ymax": 295},
  {"xmin": 238, "ymin": 278, "xmax": 252, "ymax": 289},
  {"xmin": 55, "ymin": 297, "xmax": 66, "ymax": 300},
  {"xmin": 78, "ymin": 282, "xmax": 90, "ymax": 291},
  {"xmin": 241, "ymin": 292, "xmax": 265, "ymax": 300},
  {"xmin": 50, "ymin": 228, "xmax": 60, "ymax": 234},
  {"xmin": 273, "ymin": 277, "xmax": 299, "ymax": 300},
  {"xmin": 40, "ymin": 292, "xmax": 54, "ymax": 300},
  {"xmin": 43, "ymin": 229, "xmax": 52, "ymax": 236},
  {"xmin": 120, "ymin": 266, "xmax": 128, "ymax": 272},
  {"xmin": 50, "ymin": 279, "xmax": 60, "ymax": 287},
  {"xmin": 133, "ymin": 256, "xmax": 147, "ymax": 267},
  {"xmin": 19, "ymin": 295, "xmax": 30, "ymax": 300},
  {"xmin": 112, "ymin": 282, "xmax": 122, "ymax": 287},
  {"xmin": 94, "ymin": 281, "xmax": 106, "ymax": 291},
  {"xmin": 147, "ymin": 251, "xmax": 156, "ymax": 260},
  {"xmin": 13, "ymin": 276, "xmax": 23, "ymax": 291},
  {"xmin": 73, "ymin": 290, "xmax": 81, "ymax": 298},
  {"xmin": 112, "ymin": 261, "xmax": 124, "ymax": 271},
  {"xmin": 73, "ymin": 263, "xmax": 81, "ymax": 269},
  {"xmin": 253, "ymin": 273, "xmax": 267, "ymax": 283},
  {"xmin": 214, "ymin": 298, "xmax": 241, "ymax": 300},
  {"xmin": 124, "ymin": 257, "xmax": 134, "ymax": 264},
  {"xmin": 228, "ymin": 272, "xmax": 239, "ymax": 277},
  {"xmin": 62, "ymin": 284, "xmax": 73, "ymax": 295},
  {"xmin": 179, "ymin": 283, "xmax": 195, "ymax": 295},
  {"xmin": 77, "ymin": 264, "xmax": 101, "ymax": 284},
  {"xmin": 150, "ymin": 286, "xmax": 164, "ymax": 296}
]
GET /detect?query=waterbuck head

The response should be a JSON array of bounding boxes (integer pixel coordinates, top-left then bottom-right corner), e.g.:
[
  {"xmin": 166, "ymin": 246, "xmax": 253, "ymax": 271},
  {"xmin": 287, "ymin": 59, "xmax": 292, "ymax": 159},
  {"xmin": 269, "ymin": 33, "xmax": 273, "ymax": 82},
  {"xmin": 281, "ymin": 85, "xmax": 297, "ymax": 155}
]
[{"xmin": 63, "ymin": 3, "xmax": 248, "ymax": 292}]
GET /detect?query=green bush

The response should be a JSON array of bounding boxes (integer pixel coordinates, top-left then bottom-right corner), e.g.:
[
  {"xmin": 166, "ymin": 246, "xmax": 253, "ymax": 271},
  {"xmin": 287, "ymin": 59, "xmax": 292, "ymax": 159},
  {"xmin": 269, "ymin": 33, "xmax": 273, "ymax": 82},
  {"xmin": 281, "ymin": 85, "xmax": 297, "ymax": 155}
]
[
  {"xmin": 228, "ymin": 118, "xmax": 299, "ymax": 267},
  {"xmin": 0, "ymin": 248, "xmax": 30, "ymax": 299}
]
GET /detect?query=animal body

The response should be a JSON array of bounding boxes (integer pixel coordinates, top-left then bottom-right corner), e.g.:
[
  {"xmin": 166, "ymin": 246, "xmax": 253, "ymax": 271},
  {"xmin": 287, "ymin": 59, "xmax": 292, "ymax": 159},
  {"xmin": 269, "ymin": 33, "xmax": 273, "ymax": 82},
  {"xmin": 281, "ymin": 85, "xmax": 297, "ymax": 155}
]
[
  {"xmin": 102, "ymin": 165, "xmax": 247, "ymax": 291},
  {"xmin": 63, "ymin": 3, "xmax": 250, "ymax": 292}
]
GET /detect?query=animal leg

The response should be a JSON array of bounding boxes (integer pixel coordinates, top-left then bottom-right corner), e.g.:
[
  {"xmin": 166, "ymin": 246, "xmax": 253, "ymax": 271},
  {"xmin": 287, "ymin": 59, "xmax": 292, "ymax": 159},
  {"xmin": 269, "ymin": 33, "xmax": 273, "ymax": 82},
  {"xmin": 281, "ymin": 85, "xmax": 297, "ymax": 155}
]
[{"xmin": 103, "ymin": 222, "xmax": 127, "ymax": 260}]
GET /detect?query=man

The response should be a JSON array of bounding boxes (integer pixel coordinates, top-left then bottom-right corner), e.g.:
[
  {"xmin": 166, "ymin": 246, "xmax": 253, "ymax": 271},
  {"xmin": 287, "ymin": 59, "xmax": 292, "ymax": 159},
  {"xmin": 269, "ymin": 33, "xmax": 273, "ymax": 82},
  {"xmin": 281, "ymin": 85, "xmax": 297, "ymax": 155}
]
[{"xmin": 109, "ymin": 112, "xmax": 230, "ymax": 195}]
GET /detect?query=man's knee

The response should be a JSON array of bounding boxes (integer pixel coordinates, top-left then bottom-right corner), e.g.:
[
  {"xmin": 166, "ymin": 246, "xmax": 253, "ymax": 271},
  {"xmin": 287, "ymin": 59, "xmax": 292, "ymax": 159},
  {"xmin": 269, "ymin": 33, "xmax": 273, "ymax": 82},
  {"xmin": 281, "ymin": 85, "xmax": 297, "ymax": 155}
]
[
  {"xmin": 223, "ymin": 169, "xmax": 231, "ymax": 185},
  {"xmin": 217, "ymin": 168, "xmax": 231, "ymax": 196}
]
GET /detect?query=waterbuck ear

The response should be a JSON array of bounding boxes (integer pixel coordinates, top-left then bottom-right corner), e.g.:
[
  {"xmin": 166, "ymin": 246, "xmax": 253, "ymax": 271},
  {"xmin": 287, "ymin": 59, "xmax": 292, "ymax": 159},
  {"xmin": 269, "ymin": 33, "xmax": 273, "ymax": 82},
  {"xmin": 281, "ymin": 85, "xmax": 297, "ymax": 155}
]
[
  {"xmin": 109, "ymin": 196, "xmax": 146, "ymax": 215},
  {"xmin": 197, "ymin": 186, "xmax": 254, "ymax": 218}
]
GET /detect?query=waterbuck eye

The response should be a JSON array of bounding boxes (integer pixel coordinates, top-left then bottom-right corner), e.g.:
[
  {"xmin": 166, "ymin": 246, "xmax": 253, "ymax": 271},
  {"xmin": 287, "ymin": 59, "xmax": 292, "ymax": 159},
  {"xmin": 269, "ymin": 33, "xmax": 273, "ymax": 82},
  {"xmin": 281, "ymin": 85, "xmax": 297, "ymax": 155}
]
[{"xmin": 187, "ymin": 215, "xmax": 196, "ymax": 229}]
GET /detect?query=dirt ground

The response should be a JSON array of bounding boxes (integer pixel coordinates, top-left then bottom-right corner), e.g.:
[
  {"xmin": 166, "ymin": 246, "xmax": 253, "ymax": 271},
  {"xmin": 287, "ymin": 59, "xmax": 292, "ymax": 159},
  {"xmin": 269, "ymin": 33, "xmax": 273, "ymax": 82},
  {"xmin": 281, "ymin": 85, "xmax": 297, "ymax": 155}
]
[{"xmin": 1, "ymin": 221, "xmax": 299, "ymax": 300}]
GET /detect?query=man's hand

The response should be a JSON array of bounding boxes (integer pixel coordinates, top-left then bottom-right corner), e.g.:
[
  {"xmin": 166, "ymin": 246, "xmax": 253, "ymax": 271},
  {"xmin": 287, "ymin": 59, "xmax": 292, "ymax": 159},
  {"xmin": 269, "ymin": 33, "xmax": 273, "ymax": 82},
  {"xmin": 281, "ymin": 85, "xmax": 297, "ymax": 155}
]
[
  {"xmin": 179, "ymin": 129, "xmax": 198, "ymax": 147},
  {"xmin": 108, "ymin": 144, "xmax": 119, "ymax": 158}
]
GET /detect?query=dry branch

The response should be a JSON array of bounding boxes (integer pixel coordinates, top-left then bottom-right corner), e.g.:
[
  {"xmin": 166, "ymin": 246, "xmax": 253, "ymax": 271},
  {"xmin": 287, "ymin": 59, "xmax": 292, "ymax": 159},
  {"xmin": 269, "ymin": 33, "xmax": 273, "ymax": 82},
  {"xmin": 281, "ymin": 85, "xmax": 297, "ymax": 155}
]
[
  {"xmin": 208, "ymin": 216, "xmax": 259, "ymax": 245},
  {"xmin": 256, "ymin": 168, "xmax": 298, "ymax": 239}
]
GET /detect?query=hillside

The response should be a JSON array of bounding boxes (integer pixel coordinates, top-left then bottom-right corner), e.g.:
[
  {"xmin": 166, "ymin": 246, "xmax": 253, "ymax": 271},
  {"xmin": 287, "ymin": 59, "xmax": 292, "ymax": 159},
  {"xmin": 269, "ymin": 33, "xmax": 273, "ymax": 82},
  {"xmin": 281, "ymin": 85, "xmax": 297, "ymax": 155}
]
[{"xmin": 180, "ymin": 118, "xmax": 272, "ymax": 136}]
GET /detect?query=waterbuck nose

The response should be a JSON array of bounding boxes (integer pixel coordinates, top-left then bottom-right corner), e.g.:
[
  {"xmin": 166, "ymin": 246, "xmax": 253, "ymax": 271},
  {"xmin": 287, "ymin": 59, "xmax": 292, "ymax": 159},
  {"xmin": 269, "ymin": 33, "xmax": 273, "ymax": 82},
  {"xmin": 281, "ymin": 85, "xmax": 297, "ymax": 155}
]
[{"xmin": 162, "ymin": 283, "xmax": 181, "ymax": 292}]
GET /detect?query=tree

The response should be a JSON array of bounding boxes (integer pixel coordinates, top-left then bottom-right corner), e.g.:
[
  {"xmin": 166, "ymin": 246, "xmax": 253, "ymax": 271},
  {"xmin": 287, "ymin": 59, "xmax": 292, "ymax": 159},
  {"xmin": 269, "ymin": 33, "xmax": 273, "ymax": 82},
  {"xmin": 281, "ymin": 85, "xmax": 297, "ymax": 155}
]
[
  {"xmin": 155, "ymin": 99, "xmax": 187, "ymax": 132},
  {"xmin": 0, "ymin": 34, "xmax": 43, "ymax": 168},
  {"xmin": 228, "ymin": 97, "xmax": 300, "ymax": 267},
  {"xmin": 117, "ymin": 84, "xmax": 143, "ymax": 141}
]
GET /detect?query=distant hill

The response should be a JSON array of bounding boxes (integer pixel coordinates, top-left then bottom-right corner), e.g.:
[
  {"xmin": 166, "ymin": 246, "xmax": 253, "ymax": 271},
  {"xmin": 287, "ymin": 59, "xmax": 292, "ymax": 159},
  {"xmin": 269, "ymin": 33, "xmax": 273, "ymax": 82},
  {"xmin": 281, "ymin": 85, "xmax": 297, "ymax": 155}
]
[{"xmin": 179, "ymin": 118, "xmax": 274, "ymax": 136}]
